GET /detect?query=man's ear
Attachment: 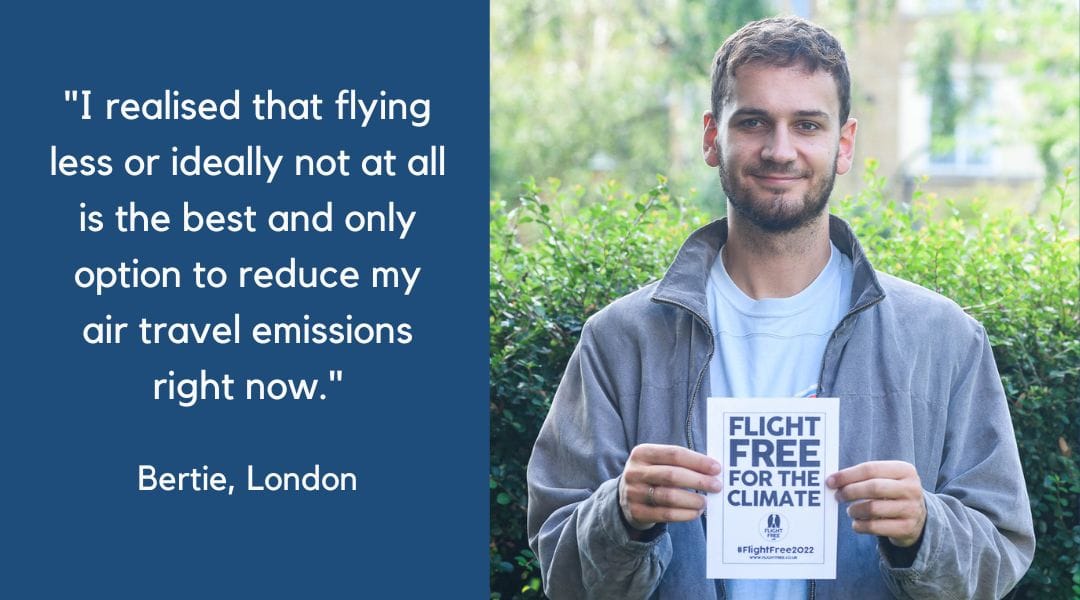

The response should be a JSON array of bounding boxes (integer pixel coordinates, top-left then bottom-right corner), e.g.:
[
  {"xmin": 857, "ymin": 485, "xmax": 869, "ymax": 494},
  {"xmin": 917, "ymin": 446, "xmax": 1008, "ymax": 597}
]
[
  {"xmin": 703, "ymin": 111, "xmax": 720, "ymax": 167},
  {"xmin": 835, "ymin": 117, "xmax": 858, "ymax": 175}
]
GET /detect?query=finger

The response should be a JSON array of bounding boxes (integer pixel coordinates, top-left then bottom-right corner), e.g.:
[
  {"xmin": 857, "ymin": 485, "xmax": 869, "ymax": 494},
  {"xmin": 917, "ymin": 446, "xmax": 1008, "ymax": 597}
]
[
  {"xmin": 636, "ymin": 464, "xmax": 723, "ymax": 494},
  {"xmin": 835, "ymin": 478, "xmax": 919, "ymax": 502},
  {"xmin": 846, "ymin": 499, "xmax": 921, "ymax": 521},
  {"xmin": 626, "ymin": 504, "xmax": 705, "ymax": 525},
  {"xmin": 827, "ymin": 460, "xmax": 916, "ymax": 489},
  {"xmin": 850, "ymin": 516, "xmax": 922, "ymax": 543},
  {"xmin": 628, "ymin": 483, "xmax": 708, "ymax": 511},
  {"xmin": 631, "ymin": 444, "xmax": 722, "ymax": 475}
]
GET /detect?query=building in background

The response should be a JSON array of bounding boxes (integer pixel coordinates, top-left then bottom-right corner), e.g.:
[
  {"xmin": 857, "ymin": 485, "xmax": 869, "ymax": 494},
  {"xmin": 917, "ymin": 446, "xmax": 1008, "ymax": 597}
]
[{"xmin": 815, "ymin": 0, "xmax": 1058, "ymax": 212}]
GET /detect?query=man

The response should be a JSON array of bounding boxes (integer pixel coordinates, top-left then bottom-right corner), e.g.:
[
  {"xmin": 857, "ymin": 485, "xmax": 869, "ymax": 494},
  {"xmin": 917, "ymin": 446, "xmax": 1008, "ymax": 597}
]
[{"xmin": 526, "ymin": 16, "xmax": 1034, "ymax": 599}]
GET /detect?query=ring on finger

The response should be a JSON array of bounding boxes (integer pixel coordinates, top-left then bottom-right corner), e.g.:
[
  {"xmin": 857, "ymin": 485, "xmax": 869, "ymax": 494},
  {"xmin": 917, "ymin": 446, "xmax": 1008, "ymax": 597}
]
[{"xmin": 646, "ymin": 485, "xmax": 657, "ymax": 507}]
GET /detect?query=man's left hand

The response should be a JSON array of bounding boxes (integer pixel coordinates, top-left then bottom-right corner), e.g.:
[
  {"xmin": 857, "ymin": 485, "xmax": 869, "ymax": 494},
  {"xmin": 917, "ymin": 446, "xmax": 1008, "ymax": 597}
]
[{"xmin": 826, "ymin": 460, "xmax": 927, "ymax": 548}]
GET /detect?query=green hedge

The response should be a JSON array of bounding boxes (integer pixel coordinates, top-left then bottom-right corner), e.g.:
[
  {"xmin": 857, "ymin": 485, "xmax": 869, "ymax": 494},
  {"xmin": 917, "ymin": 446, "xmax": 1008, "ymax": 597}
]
[{"xmin": 489, "ymin": 167, "xmax": 1079, "ymax": 599}]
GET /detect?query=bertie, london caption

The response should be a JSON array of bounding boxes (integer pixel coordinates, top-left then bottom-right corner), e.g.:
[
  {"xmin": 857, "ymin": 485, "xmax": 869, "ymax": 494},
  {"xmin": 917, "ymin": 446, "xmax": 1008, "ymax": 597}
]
[{"xmin": 137, "ymin": 464, "xmax": 358, "ymax": 495}]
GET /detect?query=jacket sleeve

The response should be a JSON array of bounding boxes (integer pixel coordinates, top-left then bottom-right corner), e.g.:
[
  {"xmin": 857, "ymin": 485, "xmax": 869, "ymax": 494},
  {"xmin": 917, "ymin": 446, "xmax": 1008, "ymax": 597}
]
[
  {"xmin": 527, "ymin": 321, "xmax": 671, "ymax": 599},
  {"xmin": 879, "ymin": 325, "xmax": 1036, "ymax": 599}
]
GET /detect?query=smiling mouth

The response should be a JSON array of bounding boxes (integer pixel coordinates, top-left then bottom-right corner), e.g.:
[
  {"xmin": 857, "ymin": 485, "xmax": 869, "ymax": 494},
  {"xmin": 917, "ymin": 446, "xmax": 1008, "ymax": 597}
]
[{"xmin": 753, "ymin": 174, "xmax": 804, "ymax": 184}]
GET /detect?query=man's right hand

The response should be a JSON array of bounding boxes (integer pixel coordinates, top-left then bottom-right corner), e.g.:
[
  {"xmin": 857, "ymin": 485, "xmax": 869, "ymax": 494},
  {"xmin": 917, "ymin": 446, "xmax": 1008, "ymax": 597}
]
[{"xmin": 618, "ymin": 444, "xmax": 723, "ymax": 534}]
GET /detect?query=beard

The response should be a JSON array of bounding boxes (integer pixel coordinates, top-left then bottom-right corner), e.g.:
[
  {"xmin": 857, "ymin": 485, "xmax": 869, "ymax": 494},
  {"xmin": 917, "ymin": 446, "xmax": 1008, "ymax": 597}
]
[{"xmin": 718, "ymin": 151, "xmax": 838, "ymax": 233}]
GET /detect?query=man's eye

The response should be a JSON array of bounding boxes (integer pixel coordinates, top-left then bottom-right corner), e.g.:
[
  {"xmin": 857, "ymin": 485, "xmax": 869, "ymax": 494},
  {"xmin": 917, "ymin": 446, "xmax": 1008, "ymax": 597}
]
[
  {"xmin": 796, "ymin": 122, "xmax": 821, "ymax": 131},
  {"xmin": 740, "ymin": 118, "xmax": 764, "ymax": 128}
]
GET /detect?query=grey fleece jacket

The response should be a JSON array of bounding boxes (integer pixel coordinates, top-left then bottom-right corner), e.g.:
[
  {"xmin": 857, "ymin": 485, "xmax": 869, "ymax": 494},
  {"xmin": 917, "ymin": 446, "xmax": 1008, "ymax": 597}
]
[{"xmin": 527, "ymin": 216, "xmax": 1035, "ymax": 599}]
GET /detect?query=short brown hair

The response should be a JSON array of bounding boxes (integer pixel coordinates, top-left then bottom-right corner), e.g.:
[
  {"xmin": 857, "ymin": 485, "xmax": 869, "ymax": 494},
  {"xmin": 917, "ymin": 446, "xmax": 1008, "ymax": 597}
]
[{"xmin": 711, "ymin": 16, "xmax": 851, "ymax": 124}]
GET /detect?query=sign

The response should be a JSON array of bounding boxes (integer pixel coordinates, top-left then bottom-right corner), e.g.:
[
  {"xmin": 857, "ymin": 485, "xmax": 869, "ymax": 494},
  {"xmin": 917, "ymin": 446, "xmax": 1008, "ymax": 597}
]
[{"xmin": 706, "ymin": 397, "xmax": 839, "ymax": 579}]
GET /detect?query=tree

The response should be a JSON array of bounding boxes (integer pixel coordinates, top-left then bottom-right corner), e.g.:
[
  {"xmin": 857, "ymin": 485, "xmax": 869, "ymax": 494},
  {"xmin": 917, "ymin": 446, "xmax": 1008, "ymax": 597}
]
[
  {"xmin": 910, "ymin": 0, "xmax": 1079, "ymax": 211},
  {"xmin": 491, "ymin": 0, "xmax": 768, "ymax": 204}
]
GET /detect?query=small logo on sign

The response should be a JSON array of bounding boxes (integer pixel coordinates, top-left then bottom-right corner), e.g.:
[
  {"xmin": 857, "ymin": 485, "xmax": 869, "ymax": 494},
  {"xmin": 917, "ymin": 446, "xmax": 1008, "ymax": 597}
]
[{"xmin": 759, "ymin": 512, "xmax": 788, "ymax": 541}]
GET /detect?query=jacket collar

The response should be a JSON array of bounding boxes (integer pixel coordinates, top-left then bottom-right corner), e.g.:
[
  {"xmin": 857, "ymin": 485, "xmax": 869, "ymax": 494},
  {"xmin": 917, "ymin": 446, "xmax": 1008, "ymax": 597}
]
[{"xmin": 651, "ymin": 214, "xmax": 886, "ymax": 319}]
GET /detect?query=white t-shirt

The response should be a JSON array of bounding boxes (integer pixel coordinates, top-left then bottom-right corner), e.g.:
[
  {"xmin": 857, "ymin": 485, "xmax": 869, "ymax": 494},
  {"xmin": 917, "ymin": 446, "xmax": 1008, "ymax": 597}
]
[{"xmin": 706, "ymin": 242, "xmax": 853, "ymax": 599}]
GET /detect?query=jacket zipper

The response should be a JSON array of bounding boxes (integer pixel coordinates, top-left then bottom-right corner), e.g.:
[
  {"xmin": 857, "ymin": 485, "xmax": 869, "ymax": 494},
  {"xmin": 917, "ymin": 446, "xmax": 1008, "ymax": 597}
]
[
  {"xmin": 808, "ymin": 295, "xmax": 883, "ymax": 600},
  {"xmin": 651, "ymin": 297, "xmax": 714, "ymax": 452},
  {"xmin": 815, "ymin": 295, "xmax": 885, "ymax": 397}
]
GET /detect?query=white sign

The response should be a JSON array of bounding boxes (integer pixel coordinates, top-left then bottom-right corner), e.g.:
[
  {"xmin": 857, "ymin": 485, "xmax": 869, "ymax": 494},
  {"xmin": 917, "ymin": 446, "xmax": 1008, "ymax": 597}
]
[{"xmin": 706, "ymin": 397, "xmax": 839, "ymax": 580}]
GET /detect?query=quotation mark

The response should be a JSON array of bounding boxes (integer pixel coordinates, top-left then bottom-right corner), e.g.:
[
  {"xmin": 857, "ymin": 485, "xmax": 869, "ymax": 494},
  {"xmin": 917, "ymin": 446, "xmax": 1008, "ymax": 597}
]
[{"xmin": 64, "ymin": 89, "xmax": 92, "ymax": 119}]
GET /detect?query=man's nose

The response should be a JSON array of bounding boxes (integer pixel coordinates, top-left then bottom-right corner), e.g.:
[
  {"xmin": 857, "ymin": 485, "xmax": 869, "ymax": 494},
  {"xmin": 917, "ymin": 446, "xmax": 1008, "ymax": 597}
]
[{"xmin": 761, "ymin": 127, "xmax": 797, "ymax": 164}]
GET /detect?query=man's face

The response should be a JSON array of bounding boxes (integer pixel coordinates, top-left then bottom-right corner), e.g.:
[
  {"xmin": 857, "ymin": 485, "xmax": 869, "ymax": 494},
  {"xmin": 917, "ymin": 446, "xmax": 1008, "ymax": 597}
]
[{"xmin": 703, "ymin": 64, "xmax": 857, "ymax": 232}]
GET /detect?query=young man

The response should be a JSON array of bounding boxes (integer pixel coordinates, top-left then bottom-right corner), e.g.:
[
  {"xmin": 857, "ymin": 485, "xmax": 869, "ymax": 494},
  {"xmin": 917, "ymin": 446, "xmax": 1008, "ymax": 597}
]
[{"xmin": 526, "ymin": 16, "xmax": 1034, "ymax": 599}]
